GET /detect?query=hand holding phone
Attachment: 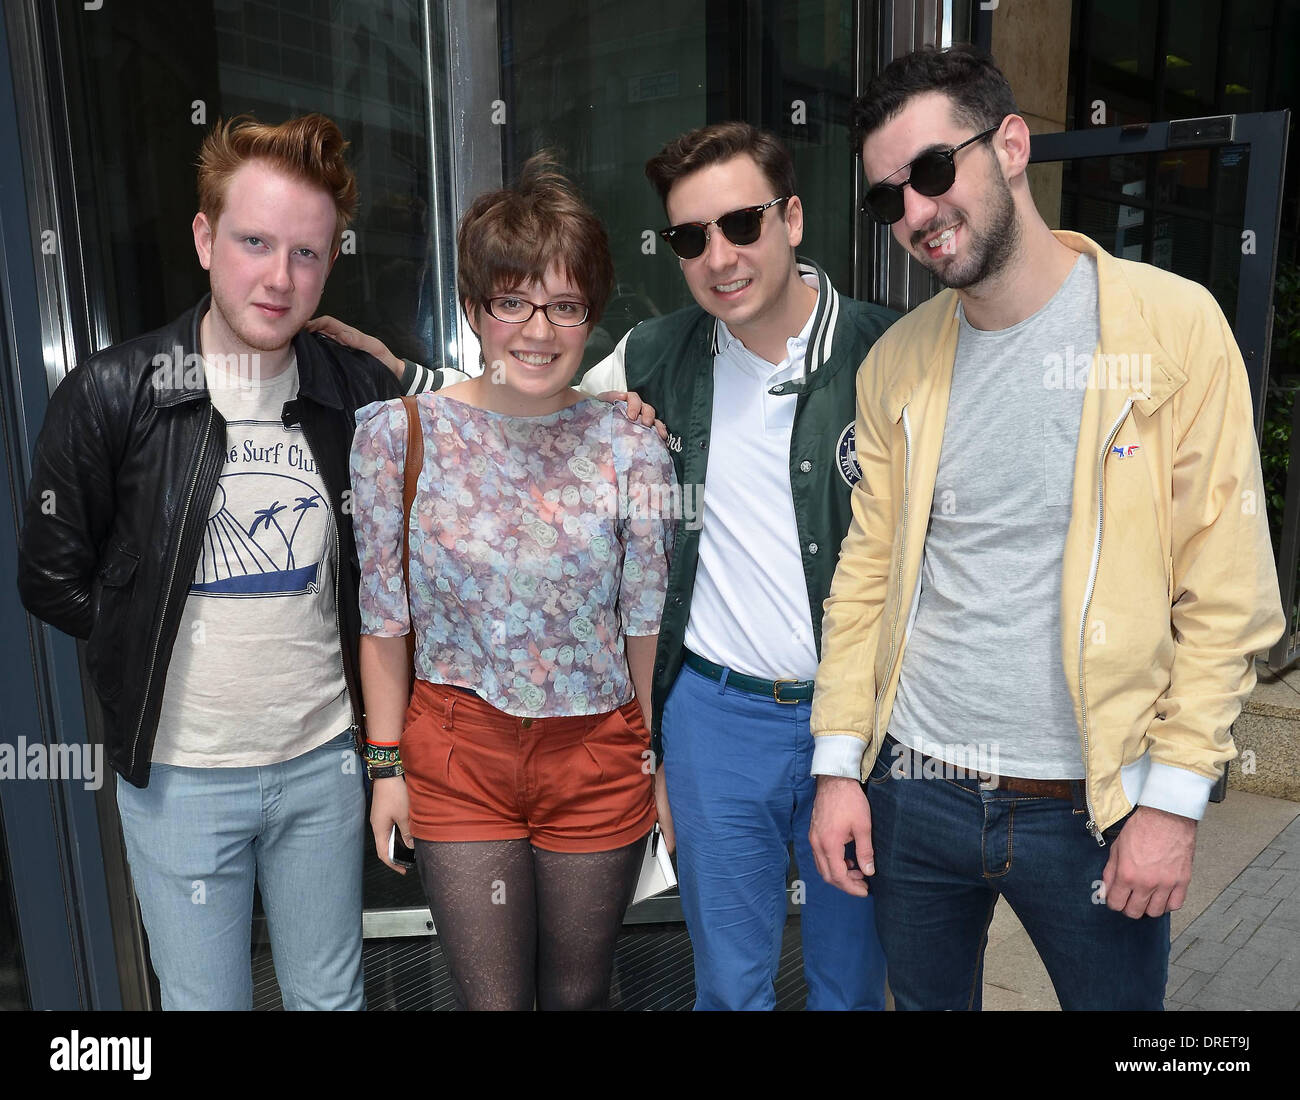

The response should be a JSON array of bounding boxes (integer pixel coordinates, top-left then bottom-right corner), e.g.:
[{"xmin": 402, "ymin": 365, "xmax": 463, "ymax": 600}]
[{"xmin": 388, "ymin": 824, "xmax": 416, "ymax": 870}]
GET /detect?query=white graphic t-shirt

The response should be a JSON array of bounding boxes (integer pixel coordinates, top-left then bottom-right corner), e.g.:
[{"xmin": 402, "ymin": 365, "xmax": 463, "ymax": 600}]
[{"xmin": 151, "ymin": 354, "xmax": 353, "ymax": 767}]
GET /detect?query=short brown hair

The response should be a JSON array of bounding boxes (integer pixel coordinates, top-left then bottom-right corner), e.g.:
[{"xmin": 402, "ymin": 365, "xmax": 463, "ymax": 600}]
[
  {"xmin": 644, "ymin": 122, "xmax": 796, "ymax": 210},
  {"xmin": 196, "ymin": 113, "xmax": 359, "ymax": 251},
  {"xmin": 457, "ymin": 151, "xmax": 614, "ymax": 327}
]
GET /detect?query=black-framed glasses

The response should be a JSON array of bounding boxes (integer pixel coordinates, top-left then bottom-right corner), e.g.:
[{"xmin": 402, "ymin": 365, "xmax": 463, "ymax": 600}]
[
  {"xmin": 484, "ymin": 296, "xmax": 590, "ymax": 327},
  {"xmin": 659, "ymin": 196, "xmax": 790, "ymax": 259},
  {"xmin": 860, "ymin": 126, "xmax": 1000, "ymax": 224}
]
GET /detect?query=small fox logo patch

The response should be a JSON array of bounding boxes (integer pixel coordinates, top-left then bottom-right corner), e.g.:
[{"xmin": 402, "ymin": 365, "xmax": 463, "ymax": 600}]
[{"xmin": 1111, "ymin": 443, "xmax": 1141, "ymax": 458}]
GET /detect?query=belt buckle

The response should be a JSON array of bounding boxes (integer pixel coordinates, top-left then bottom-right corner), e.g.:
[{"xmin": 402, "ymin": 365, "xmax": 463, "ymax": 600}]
[{"xmin": 772, "ymin": 678, "xmax": 801, "ymax": 704}]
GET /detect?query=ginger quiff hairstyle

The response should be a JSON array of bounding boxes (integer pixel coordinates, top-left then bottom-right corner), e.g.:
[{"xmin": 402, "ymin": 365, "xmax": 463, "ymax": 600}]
[
  {"xmin": 457, "ymin": 151, "xmax": 614, "ymax": 327},
  {"xmin": 196, "ymin": 113, "xmax": 359, "ymax": 252}
]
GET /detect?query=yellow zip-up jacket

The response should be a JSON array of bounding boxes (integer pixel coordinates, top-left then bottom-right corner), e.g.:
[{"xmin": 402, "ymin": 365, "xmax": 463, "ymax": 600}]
[{"xmin": 810, "ymin": 231, "xmax": 1284, "ymax": 838}]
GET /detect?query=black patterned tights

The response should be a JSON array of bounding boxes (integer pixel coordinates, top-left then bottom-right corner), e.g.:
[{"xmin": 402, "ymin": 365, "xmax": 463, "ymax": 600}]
[{"xmin": 414, "ymin": 837, "xmax": 643, "ymax": 1010}]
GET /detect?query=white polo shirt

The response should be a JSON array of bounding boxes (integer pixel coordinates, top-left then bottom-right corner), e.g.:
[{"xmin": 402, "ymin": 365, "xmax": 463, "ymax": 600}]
[{"xmin": 682, "ymin": 277, "xmax": 820, "ymax": 681}]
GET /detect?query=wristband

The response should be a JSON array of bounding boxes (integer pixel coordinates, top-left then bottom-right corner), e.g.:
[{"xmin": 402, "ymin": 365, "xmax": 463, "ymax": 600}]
[{"xmin": 365, "ymin": 761, "xmax": 405, "ymax": 781}]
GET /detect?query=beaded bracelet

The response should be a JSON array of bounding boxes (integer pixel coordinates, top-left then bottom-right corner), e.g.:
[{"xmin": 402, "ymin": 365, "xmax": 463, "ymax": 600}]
[{"xmin": 364, "ymin": 743, "xmax": 402, "ymax": 767}]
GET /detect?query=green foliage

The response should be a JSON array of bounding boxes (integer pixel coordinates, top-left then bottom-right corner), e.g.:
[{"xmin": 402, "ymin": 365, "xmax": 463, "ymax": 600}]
[
  {"xmin": 1274, "ymin": 262, "xmax": 1300, "ymax": 368},
  {"xmin": 1262, "ymin": 262, "xmax": 1300, "ymax": 631},
  {"xmin": 1262, "ymin": 380, "xmax": 1295, "ymax": 561}
]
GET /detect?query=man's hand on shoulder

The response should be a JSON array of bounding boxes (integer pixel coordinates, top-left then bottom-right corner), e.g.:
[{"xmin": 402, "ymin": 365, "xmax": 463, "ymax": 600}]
[
  {"xmin": 1101, "ymin": 805, "xmax": 1197, "ymax": 918},
  {"xmin": 809, "ymin": 775, "xmax": 874, "ymax": 897},
  {"xmin": 596, "ymin": 389, "xmax": 667, "ymax": 441},
  {"xmin": 306, "ymin": 315, "xmax": 404, "ymax": 380}
]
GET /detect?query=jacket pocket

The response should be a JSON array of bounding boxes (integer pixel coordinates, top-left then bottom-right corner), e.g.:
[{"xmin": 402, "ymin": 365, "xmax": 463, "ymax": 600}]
[{"xmin": 86, "ymin": 544, "xmax": 140, "ymax": 700}]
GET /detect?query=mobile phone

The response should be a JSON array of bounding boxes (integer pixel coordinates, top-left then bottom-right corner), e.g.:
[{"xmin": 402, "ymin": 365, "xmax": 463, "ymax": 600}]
[{"xmin": 388, "ymin": 825, "xmax": 416, "ymax": 869}]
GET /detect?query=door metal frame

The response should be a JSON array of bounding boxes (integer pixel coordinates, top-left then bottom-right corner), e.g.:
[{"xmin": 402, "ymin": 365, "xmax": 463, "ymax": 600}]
[
  {"xmin": 0, "ymin": 0, "xmax": 127, "ymax": 1010},
  {"xmin": 858, "ymin": 0, "xmax": 950, "ymax": 311}
]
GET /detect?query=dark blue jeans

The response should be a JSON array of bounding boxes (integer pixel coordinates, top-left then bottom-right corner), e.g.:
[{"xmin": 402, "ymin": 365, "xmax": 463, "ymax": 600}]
[{"xmin": 866, "ymin": 736, "xmax": 1170, "ymax": 1010}]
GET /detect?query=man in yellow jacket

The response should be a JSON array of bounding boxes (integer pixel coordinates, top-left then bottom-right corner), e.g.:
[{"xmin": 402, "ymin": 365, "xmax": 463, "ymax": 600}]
[{"xmin": 808, "ymin": 45, "xmax": 1283, "ymax": 1010}]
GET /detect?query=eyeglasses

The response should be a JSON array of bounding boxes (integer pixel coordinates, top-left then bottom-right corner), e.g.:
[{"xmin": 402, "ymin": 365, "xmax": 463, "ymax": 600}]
[
  {"xmin": 484, "ymin": 296, "xmax": 590, "ymax": 327},
  {"xmin": 659, "ymin": 196, "xmax": 790, "ymax": 260},
  {"xmin": 860, "ymin": 126, "xmax": 1000, "ymax": 224}
]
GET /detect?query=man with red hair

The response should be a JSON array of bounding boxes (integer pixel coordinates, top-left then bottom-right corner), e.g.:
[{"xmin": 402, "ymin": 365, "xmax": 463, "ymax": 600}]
[{"xmin": 18, "ymin": 113, "xmax": 448, "ymax": 1010}]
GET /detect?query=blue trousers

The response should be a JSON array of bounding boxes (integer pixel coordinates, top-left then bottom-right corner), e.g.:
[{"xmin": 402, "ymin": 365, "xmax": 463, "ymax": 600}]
[
  {"xmin": 115, "ymin": 728, "xmax": 365, "ymax": 1010},
  {"xmin": 662, "ymin": 662, "xmax": 887, "ymax": 1010},
  {"xmin": 866, "ymin": 735, "xmax": 1170, "ymax": 1010}
]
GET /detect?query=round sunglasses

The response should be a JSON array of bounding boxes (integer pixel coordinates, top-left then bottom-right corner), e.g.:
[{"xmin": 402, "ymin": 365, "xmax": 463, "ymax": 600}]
[
  {"xmin": 860, "ymin": 126, "xmax": 999, "ymax": 224},
  {"xmin": 659, "ymin": 196, "xmax": 790, "ymax": 259}
]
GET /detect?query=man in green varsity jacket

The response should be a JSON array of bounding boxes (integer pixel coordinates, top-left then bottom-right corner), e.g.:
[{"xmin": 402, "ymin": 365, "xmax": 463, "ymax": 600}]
[{"xmin": 580, "ymin": 122, "xmax": 897, "ymax": 1010}]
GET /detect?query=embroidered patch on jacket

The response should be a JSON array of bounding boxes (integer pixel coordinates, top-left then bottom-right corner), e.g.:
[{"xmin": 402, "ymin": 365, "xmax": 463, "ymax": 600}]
[
  {"xmin": 837, "ymin": 422, "xmax": 861, "ymax": 486},
  {"xmin": 1110, "ymin": 443, "xmax": 1141, "ymax": 458}
]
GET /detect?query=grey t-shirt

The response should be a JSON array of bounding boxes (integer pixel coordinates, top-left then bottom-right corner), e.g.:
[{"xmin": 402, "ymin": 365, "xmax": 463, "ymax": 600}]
[{"xmin": 888, "ymin": 253, "xmax": 1099, "ymax": 779}]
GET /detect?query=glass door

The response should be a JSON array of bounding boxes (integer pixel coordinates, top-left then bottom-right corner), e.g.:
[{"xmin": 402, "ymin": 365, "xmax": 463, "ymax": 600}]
[{"xmin": 490, "ymin": 0, "xmax": 866, "ymax": 377}]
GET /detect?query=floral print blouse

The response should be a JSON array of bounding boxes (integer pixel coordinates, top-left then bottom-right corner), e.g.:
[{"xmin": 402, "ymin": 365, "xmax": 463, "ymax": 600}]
[{"xmin": 350, "ymin": 392, "xmax": 675, "ymax": 717}]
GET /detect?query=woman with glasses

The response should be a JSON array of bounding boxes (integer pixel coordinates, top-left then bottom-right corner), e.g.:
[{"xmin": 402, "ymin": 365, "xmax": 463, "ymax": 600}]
[{"xmin": 349, "ymin": 153, "xmax": 675, "ymax": 1010}]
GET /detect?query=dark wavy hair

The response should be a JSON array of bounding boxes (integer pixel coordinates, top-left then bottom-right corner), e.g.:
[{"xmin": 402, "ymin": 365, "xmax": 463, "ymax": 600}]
[{"xmin": 851, "ymin": 44, "xmax": 1019, "ymax": 154}]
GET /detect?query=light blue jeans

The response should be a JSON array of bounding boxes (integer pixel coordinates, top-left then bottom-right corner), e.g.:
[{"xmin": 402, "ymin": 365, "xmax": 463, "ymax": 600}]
[{"xmin": 115, "ymin": 728, "xmax": 365, "ymax": 1010}]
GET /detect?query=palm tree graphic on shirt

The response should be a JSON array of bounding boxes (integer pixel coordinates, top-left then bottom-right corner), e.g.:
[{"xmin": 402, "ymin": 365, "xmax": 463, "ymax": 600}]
[
  {"xmin": 249, "ymin": 501, "xmax": 292, "ymax": 565},
  {"xmin": 288, "ymin": 496, "xmax": 321, "ymax": 561},
  {"xmin": 192, "ymin": 477, "xmax": 327, "ymax": 598}
]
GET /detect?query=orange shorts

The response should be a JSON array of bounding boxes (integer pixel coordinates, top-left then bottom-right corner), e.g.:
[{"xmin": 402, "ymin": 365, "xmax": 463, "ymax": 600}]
[{"xmin": 399, "ymin": 680, "xmax": 656, "ymax": 853}]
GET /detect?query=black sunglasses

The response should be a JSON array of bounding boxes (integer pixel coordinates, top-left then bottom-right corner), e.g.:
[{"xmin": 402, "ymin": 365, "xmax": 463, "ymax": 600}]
[
  {"xmin": 860, "ymin": 126, "xmax": 1000, "ymax": 224},
  {"xmin": 659, "ymin": 196, "xmax": 790, "ymax": 259}
]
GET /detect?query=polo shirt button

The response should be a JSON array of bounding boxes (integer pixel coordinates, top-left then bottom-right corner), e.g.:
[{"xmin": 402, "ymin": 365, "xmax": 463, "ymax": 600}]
[
  {"xmin": 699, "ymin": 440, "xmax": 707, "ymax": 450},
  {"xmin": 673, "ymin": 595, "xmax": 683, "ymax": 605},
  {"xmin": 799, "ymin": 459, "xmax": 812, "ymax": 473},
  {"xmin": 808, "ymin": 542, "xmax": 819, "ymax": 554}
]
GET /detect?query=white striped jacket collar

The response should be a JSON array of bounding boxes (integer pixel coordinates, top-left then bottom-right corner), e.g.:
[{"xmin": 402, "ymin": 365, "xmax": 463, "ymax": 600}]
[{"xmin": 707, "ymin": 257, "xmax": 840, "ymax": 378}]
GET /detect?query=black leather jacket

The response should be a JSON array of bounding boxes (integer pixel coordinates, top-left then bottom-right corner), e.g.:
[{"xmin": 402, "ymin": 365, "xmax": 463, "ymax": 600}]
[{"xmin": 18, "ymin": 296, "xmax": 424, "ymax": 787}]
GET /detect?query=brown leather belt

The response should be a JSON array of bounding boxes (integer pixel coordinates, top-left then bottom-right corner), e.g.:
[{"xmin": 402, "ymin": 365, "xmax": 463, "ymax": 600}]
[
  {"xmin": 885, "ymin": 735, "xmax": 1079, "ymax": 800},
  {"xmin": 985, "ymin": 774, "xmax": 1077, "ymax": 800}
]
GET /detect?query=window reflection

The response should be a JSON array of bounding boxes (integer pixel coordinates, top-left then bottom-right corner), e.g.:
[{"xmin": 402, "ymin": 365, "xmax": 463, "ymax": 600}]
[
  {"xmin": 501, "ymin": 0, "xmax": 859, "ymax": 376},
  {"xmin": 54, "ymin": 0, "xmax": 450, "ymax": 367}
]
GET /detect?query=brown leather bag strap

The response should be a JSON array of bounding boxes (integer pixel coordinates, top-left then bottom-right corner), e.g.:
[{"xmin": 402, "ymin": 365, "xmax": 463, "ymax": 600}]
[{"xmin": 399, "ymin": 396, "xmax": 424, "ymax": 689}]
